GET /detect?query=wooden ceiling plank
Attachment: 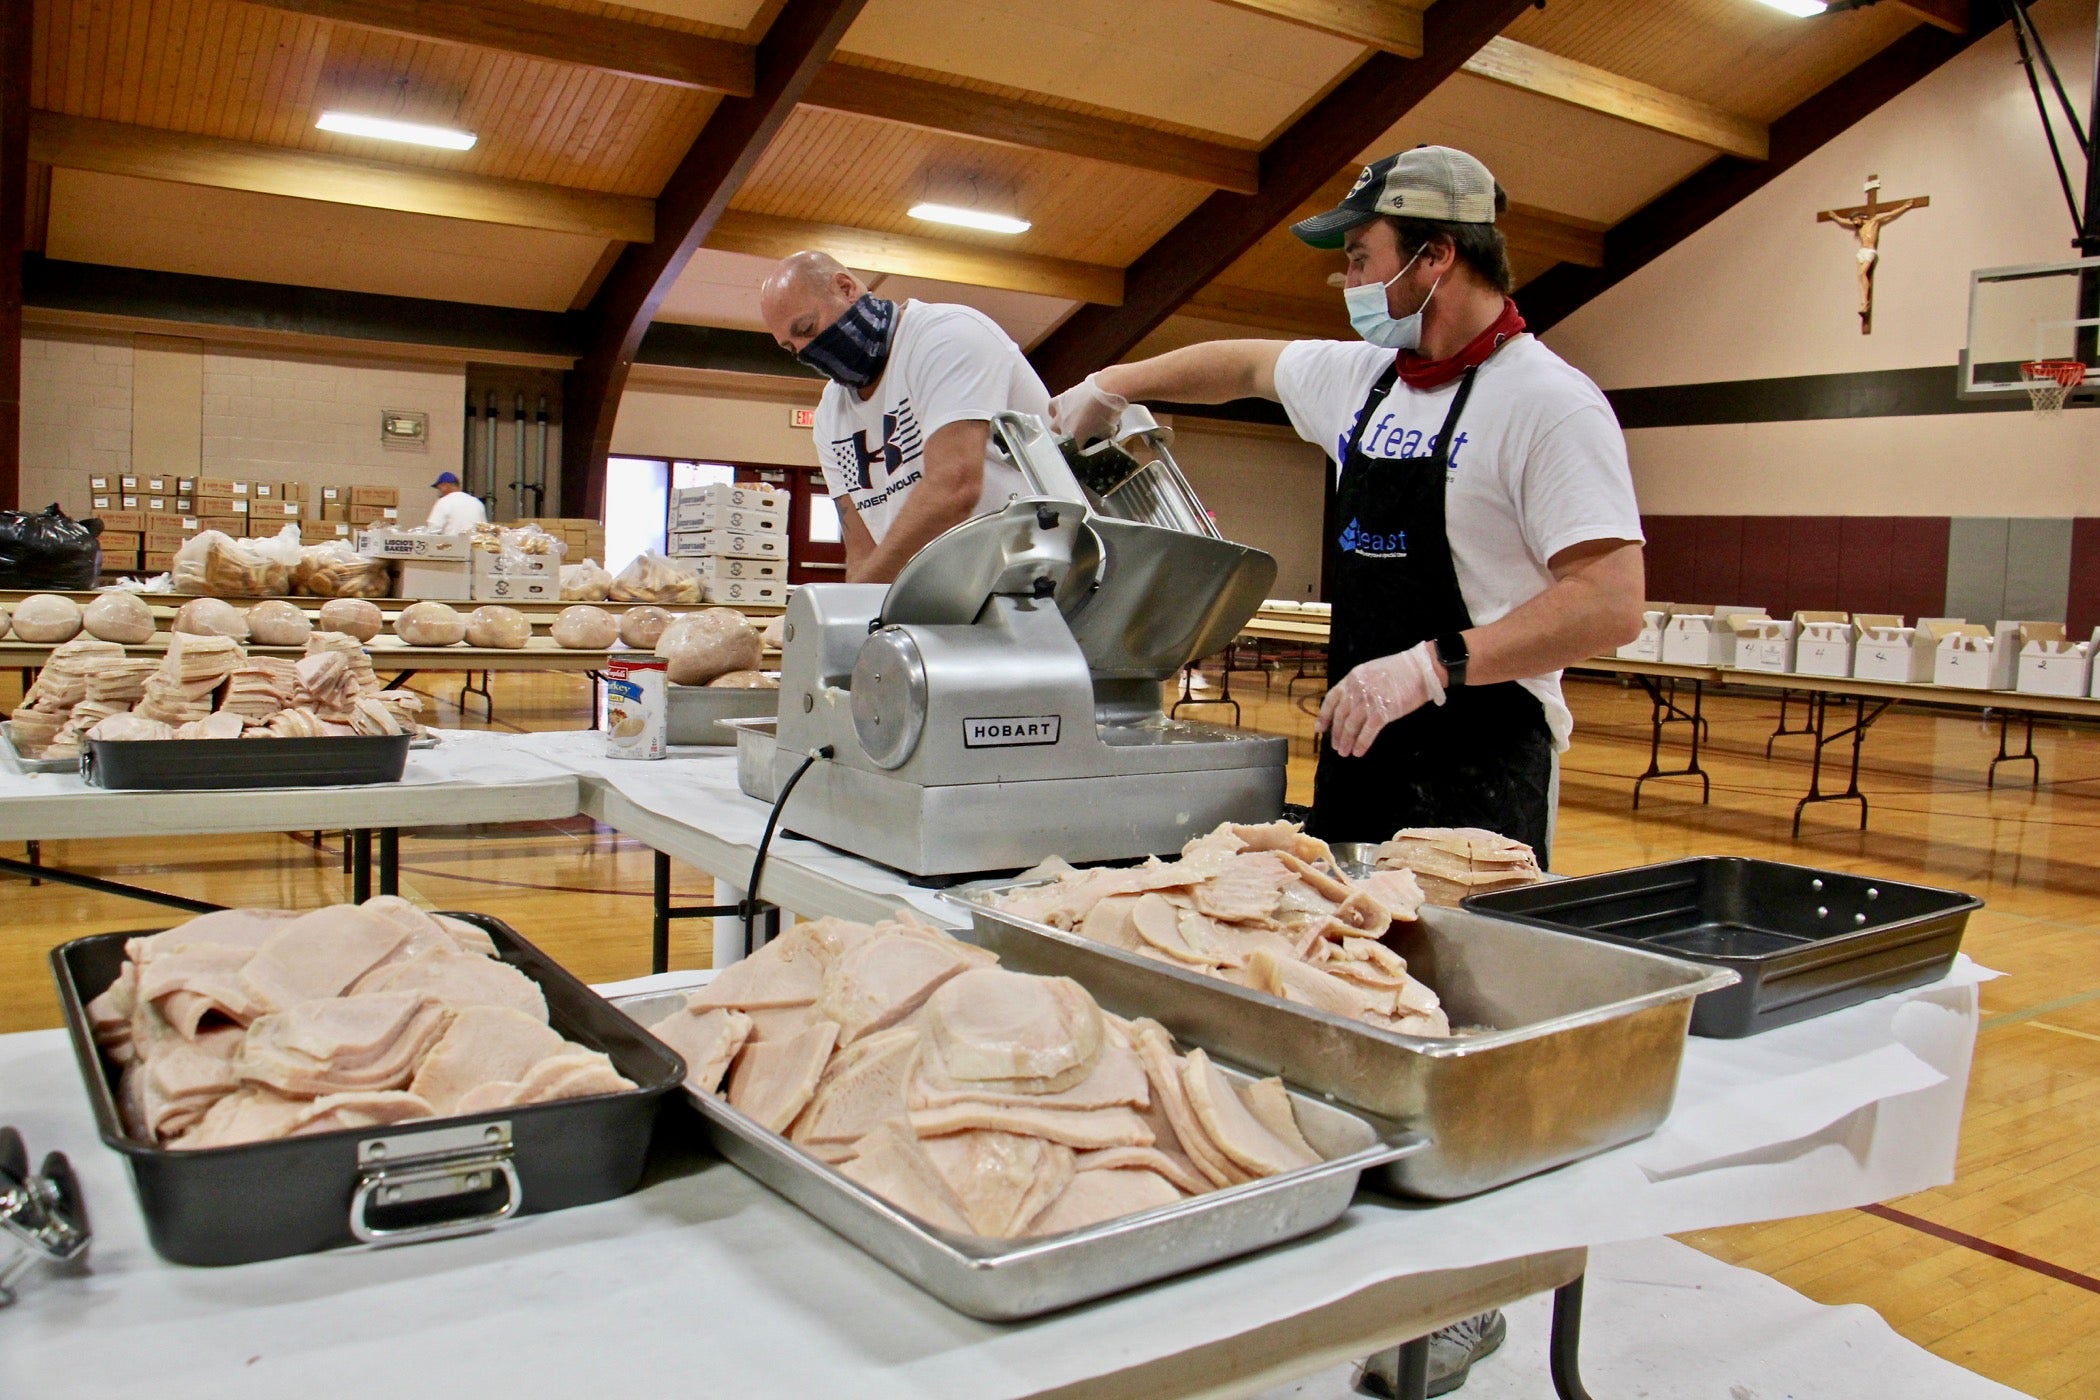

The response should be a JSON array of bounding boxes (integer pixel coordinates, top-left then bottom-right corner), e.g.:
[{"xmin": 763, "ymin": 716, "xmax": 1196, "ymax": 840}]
[
  {"xmin": 1895, "ymin": 0, "xmax": 1967, "ymax": 35},
  {"xmin": 1500, "ymin": 202, "xmax": 1604, "ymax": 269},
  {"xmin": 1462, "ymin": 36, "xmax": 1769, "ymax": 161},
  {"xmin": 802, "ymin": 63, "xmax": 1260, "ymax": 194},
  {"xmin": 706, "ymin": 208, "xmax": 1121, "ymax": 304},
  {"xmin": 236, "ymin": 0, "xmax": 757, "ymax": 95},
  {"xmin": 1519, "ymin": 10, "xmax": 2001, "ymax": 335},
  {"xmin": 1209, "ymin": 0, "xmax": 1425, "ymax": 58},
  {"xmin": 30, "ymin": 110, "xmax": 657, "ymax": 241},
  {"xmin": 1028, "ymin": 0, "xmax": 1540, "ymax": 391},
  {"xmin": 562, "ymin": 0, "xmax": 867, "ymax": 516},
  {"xmin": 1184, "ymin": 283, "xmax": 1342, "ymax": 337}
]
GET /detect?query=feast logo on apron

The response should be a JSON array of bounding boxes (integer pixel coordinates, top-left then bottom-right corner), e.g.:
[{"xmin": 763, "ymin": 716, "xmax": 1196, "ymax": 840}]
[{"xmin": 1337, "ymin": 519, "xmax": 1408, "ymax": 559}]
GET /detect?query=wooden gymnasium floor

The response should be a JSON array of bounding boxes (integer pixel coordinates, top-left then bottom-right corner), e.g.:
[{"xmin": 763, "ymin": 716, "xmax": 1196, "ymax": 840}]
[{"xmin": 2, "ymin": 665, "xmax": 2095, "ymax": 1397}]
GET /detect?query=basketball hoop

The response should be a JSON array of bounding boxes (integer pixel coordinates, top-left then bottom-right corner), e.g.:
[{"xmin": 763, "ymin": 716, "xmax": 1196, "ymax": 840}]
[{"xmin": 2019, "ymin": 359, "xmax": 2087, "ymax": 413}]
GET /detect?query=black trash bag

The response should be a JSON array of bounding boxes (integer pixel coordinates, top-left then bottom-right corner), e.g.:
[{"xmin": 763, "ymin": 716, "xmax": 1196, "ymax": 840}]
[{"xmin": 0, "ymin": 505, "xmax": 104, "ymax": 590}]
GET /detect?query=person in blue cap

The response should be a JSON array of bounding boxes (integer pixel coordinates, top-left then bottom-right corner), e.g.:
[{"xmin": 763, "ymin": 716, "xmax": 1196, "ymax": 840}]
[{"xmin": 426, "ymin": 471, "xmax": 488, "ymax": 533}]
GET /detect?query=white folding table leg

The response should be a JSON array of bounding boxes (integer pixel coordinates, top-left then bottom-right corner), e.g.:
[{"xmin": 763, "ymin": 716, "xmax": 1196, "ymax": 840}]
[{"xmin": 712, "ymin": 880, "xmax": 749, "ymax": 967}]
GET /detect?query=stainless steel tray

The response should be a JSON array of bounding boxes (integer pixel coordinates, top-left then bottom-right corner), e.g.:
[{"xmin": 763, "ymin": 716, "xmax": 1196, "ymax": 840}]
[
  {"xmin": 614, "ymin": 989, "xmax": 1423, "ymax": 1320},
  {"xmin": 724, "ymin": 715, "xmax": 779, "ymax": 800},
  {"xmin": 949, "ymin": 888, "xmax": 1737, "ymax": 1199},
  {"xmin": 1, "ymin": 722, "xmax": 74, "ymax": 773},
  {"xmin": 663, "ymin": 680, "xmax": 779, "ymax": 746}
]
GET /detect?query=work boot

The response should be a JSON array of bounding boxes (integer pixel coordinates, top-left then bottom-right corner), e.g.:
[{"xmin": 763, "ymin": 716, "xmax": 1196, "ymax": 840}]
[{"xmin": 1354, "ymin": 1310, "xmax": 1508, "ymax": 1398}]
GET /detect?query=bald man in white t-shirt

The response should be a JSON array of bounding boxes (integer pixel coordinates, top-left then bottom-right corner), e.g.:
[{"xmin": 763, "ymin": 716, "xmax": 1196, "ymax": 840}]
[{"xmin": 759, "ymin": 252, "xmax": 1048, "ymax": 583}]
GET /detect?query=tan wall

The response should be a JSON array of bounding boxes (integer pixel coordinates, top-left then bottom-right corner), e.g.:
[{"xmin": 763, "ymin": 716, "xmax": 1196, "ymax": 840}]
[
  {"xmin": 611, "ymin": 376, "xmax": 824, "ymax": 468},
  {"xmin": 1542, "ymin": 0, "xmax": 2099, "ymax": 516},
  {"xmin": 20, "ymin": 330, "xmax": 133, "ymax": 510},
  {"xmin": 1164, "ymin": 419, "xmax": 1328, "ymax": 600}
]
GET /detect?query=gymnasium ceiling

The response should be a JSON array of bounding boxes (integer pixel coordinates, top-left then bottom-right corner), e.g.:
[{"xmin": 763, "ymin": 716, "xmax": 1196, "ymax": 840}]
[{"xmin": 20, "ymin": 0, "xmax": 1970, "ymax": 363}]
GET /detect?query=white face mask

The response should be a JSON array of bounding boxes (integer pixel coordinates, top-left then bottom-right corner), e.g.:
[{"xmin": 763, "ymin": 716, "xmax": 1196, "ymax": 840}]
[{"xmin": 1344, "ymin": 250, "xmax": 1440, "ymax": 350}]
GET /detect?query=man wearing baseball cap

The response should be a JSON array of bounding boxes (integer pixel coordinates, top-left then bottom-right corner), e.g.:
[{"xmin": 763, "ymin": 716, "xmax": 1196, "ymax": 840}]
[
  {"xmin": 1052, "ymin": 142, "xmax": 1647, "ymax": 1397},
  {"xmin": 425, "ymin": 471, "xmax": 489, "ymax": 534}
]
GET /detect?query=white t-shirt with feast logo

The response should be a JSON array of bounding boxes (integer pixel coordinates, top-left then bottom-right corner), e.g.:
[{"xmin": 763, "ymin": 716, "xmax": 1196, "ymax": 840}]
[
  {"xmin": 1272, "ymin": 334, "xmax": 1643, "ymax": 749},
  {"xmin": 815, "ymin": 301, "xmax": 1048, "ymax": 542}
]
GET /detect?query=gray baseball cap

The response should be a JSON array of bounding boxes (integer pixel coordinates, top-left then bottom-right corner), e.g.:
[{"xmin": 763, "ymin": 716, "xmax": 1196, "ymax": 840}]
[{"xmin": 1291, "ymin": 146, "xmax": 1501, "ymax": 249}]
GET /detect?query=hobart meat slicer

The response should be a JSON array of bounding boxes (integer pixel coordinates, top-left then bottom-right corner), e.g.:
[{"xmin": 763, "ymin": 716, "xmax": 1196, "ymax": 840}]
[{"xmin": 753, "ymin": 409, "xmax": 1286, "ymax": 877}]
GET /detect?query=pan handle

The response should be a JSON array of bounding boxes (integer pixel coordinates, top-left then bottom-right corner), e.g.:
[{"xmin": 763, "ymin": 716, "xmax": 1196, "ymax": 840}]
[{"xmin": 348, "ymin": 1141, "xmax": 520, "ymax": 1250}]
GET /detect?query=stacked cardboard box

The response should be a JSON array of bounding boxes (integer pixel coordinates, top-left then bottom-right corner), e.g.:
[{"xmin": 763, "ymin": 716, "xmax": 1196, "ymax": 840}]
[
  {"xmin": 511, "ymin": 517, "xmax": 607, "ymax": 563},
  {"xmin": 665, "ymin": 484, "xmax": 789, "ymax": 604},
  {"xmin": 348, "ymin": 486, "xmax": 401, "ymax": 527}
]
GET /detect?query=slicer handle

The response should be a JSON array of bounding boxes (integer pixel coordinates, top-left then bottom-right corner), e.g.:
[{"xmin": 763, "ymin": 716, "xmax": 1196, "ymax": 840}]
[{"xmin": 992, "ymin": 412, "xmax": 1089, "ymax": 507}]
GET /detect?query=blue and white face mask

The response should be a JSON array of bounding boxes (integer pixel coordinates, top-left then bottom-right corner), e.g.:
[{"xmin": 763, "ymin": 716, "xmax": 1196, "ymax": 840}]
[
  {"xmin": 795, "ymin": 294, "xmax": 898, "ymax": 389},
  {"xmin": 1343, "ymin": 250, "xmax": 1440, "ymax": 351}
]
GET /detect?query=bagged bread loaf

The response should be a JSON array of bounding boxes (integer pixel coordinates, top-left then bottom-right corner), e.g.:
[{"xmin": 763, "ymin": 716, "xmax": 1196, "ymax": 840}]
[
  {"xmin": 466, "ymin": 605, "xmax": 531, "ymax": 649},
  {"xmin": 619, "ymin": 606, "xmax": 673, "ymax": 650},
  {"xmin": 11, "ymin": 594, "xmax": 83, "ymax": 643},
  {"xmin": 707, "ymin": 670, "xmax": 778, "ymax": 689},
  {"xmin": 317, "ymin": 598, "xmax": 384, "ymax": 641},
  {"xmin": 396, "ymin": 601, "xmax": 467, "ymax": 646},
  {"xmin": 551, "ymin": 605, "xmax": 618, "ymax": 649},
  {"xmin": 172, "ymin": 597, "xmax": 250, "ymax": 641},
  {"xmin": 560, "ymin": 557, "xmax": 612, "ymax": 602},
  {"xmin": 609, "ymin": 551, "xmax": 700, "ymax": 605},
  {"xmin": 659, "ymin": 608, "xmax": 763, "ymax": 685},
  {"xmin": 247, "ymin": 600, "xmax": 312, "ymax": 646},
  {"xmin": 205, "ymin": 537, "xmax": 278, "ymax": 597},
  {"xmin": 292, "ymin": 542, "xmax": 392, "ymax": 599},
  {"xmin": 82, "ymin": 591, "xmax": 155, "ymax": 644}
]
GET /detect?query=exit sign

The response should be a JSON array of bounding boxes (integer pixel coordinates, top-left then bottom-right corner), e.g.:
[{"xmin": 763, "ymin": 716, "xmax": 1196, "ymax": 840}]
[{"xmin": 788, "ymin": 407, "xmax": 816, "ymax": 429}]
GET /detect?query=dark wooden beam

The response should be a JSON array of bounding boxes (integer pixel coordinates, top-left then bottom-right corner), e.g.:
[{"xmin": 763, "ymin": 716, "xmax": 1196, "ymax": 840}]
[
  {"xmin": 802, "ymin": 64, "xmax": 1260, "ymax": 194},
  {"xmin": 561, "ymin": 0, "xmax": 866, "ymax": 518},
  {"xmin": 0, "ymin": 0, "xmax": 30, "ymax": 509},
  {"xmin": 242, "ymin": 0, "xmax": 755, "ymax": 94},
  {"xmin": 1518, "ymin": 11, "xmax": 2005, "ymax": 336},
  {"xmin": 1894, "ymin": 0, "xmax": 1968, "ymax": 35},
  {"xmin": 1027, "ymin": 0, "xmax": 1538, "ymax": 392}
]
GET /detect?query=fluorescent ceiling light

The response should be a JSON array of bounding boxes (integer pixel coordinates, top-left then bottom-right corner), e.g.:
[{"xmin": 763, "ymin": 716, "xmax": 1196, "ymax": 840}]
[
  {"xmin": 316, "ymin": 111, "xmax": 477, "ymax": 150},
  {"xmin": 908, "ymin": 202, "xmax": 1031, "ymax": 235},
  {"xmin": 1755, "ymin": 0, "xmax": 1827, "ymax": 15}
]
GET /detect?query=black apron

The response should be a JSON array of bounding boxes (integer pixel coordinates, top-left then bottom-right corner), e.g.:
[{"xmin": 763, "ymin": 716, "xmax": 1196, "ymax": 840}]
[{"xmin": 1311, "ymin": 363, "xmax": 1554, "ymax": 863}]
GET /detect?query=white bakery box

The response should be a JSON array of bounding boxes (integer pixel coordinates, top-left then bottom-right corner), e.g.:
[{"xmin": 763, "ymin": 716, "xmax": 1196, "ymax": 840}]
[
  {"xmin": 703, "ymin": 577, "xmax": 786, "ymax": 606},
  {"xmin": 1853, "ymin": 617, "xmax": 1963, "ymax": 684},
  {"xmin": 356, "ymin": 528, "xmax": 474, "ymax": 561},
  {"xmin": 1786, "ymin": 612, "xmax": 1859, "ymax": 677},
  {"xmin": 667, "ymin": 528, "xmax": 784, "ymax": 561},
  {"xmin": 1615, "ymin": 603, "xmax": 1670, "ymax": 661},
  {"xmin": 2014, "ymin": 626, "xmax": 2090, "ymax": 697},
  {"xmin": 1659, "ymin": 605, "xmax": 1766, "ymax": 665},
  {"xmin": 1930, "ymin": 623, "xmax": 1999, "ymax": 689},
  {"xmin": 1730, "ymin": 617, "xmax": 1796, "ymax": 674},
  {"xmin": 670, "ymin": 482, "xmax": 788, "ymax": 519},
  {"xmin": 396, "ymin": 559, "xmax": 472, "ymax": 602},
  {"xmin": 670, "ymin": 500, "xmax": 786, "ymax": 535}
]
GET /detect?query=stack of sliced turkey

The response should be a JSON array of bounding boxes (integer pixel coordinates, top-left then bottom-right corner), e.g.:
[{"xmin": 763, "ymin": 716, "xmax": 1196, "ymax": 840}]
[
  {"xmin": 84, "ymin": 898, "xmax": 634, "ymax": 1150},
  {"xmin": 1370, "ymin": 827, "xmax": 1543, "ymax": 905},
  {"xmin": 8, "ymin": 631, "xmax": 422, "ymax": 758},
  {"xmin": 646, "ymin": 911, "xmax": 1326, "ymax": 1241},
  {"xmin": 993, "ymin": 820, "xmax": 1450, "ymax": 1038}
]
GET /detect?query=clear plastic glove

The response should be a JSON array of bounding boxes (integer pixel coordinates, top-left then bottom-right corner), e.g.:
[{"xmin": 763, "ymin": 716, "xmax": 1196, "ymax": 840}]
[
  {"xmin": 1048, "ymin": 373, "xmax": 1128, "ymax": 445},
  {"xmin": 1316, "ymin": 640, "xmax": 1447, "ymax": 758}
]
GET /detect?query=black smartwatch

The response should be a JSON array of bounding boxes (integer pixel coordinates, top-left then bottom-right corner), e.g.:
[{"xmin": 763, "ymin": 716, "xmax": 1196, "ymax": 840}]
[{"xmin": 1433, "ymin": 632, "xmax": 1470, "ymax": 687}]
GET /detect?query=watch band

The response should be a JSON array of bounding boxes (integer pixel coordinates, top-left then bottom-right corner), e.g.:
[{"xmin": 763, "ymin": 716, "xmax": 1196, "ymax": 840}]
[{"xmin": 1434, "ymin": 632, "xmax": 1469, "ymax": 687}]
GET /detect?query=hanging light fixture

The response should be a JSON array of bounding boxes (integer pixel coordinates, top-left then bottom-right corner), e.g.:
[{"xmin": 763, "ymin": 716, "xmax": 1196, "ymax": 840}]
[
  {"xmin": 316, "ymin": 111, "xmax": 476, "ymax": 151},
  {"xmin": 908, "ymin": 171, "xmax": 1029, "ymax": 234}
]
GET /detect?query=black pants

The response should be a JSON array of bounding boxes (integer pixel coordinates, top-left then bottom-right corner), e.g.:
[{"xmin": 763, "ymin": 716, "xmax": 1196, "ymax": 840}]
[{"xmin": 1309, "ymin": 690, "xmax": 1555, "ymax": 866}]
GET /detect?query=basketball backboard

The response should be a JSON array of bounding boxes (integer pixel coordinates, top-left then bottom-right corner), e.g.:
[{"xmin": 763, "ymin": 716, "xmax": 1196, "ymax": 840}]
[{"xmin": 1961, "ymin": 257, "xmax": 2100, "ymax": 400}]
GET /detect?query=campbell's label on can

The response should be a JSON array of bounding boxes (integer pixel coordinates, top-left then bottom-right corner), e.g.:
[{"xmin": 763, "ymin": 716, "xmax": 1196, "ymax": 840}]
[{"xmin": 605, "ymin": 656, "xmax": 667, "ymax": 760}]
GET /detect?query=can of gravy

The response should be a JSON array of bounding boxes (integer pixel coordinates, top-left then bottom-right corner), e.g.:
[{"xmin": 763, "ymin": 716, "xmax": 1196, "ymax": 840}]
[{"xmin": 605, "ymin": 655, "xmax": 667, "ymax": 759}]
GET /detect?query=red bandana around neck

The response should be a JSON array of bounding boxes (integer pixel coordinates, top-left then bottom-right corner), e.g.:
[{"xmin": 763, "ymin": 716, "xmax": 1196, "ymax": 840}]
[{"xmin": 1396, "ymin": 297, "xmax": 1527, "ymax": 390}]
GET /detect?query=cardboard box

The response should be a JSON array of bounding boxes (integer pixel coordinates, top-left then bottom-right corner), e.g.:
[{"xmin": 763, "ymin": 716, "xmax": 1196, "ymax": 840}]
[
  {"xmin": 172, "ymin": 498, "xmax": 193, "ymax": 514},
  {"xmin": 98, "ymin": 531, "xmax": 142, "ymax": 552},
  {"xmin": 119, "ymin": 475, "xmax": 140, "ymax": 492},
  {"xmin": 1931, "ymin": 623, "xmax": 1998, "ymax": 689},
  {"xmin": 198, "ymin": 516, "xmax": 248, "ymax": 536},
  {"xmin": 1792, "ymin": 612, "xmax": 1867, "ymax": 678},
  {"xmin": 1731, "ymin": 617, "xmax": 1796, "ymax": 674},
  {"xmin": 147, "ymin": 512, "xmax": 195, "ymax": 530},
  {"xmin": 471, "ymin": 551, "xmax": 556, "ymax": 579},
  {"xmin": 358, "ymin": 528, "xmax": 474, "ymax": 561},
  {"xmin": 1660, "ymin": 605, "xmax": 1763, "ymax": 666},
  {"xmin": 143, "ymin": 552, "xmax": 176, "ymax": 573},
  {"xmin": 666, "ymin": 528, "xmax": 784, "ymax": 561},
  {"xmin": 692, "ymin": 555, "xmax": 784, "ymax": 584},
  {"xmin": 195, "ymin": 494, "xmax": 245, "ymax": 515},
  {"xmin": 321, "ymin": 502, "xmax": 350, "ymax": 522},
  {"xmin": 669, "ymin": 500, "xmax": 785, "ymax": 534},
  {"xmin": 98, "ymin": 511, "xmax": 145, "ymax": 533},
  {"xmin": 143, "ymin": 476, "xmax": 169, "ymax": 494},
  {"xmin": 2018, "ymin": 633, "xmax": 2091, "ymax": 697},
  {"xmin": 196, "ymin": 477, "xmax": 240, "ymax": 497},
  {"xmin": 89, "ymin": 494, "xmax": 115, "ymax": 513},
  {"xmin": 394, "ymin": 558, "xmax": 469, "ymax": 601},
  {"xmin": 310, "ymin": 521, "xmax": 354, "ymax": 540},
  {"xmin": 1615, "ymin": 604, "xmax": 1669, "ymax": 662},
  {"xmin": 176, "ymin": 477, "xmax": 196, "ymax": 494},
  {"xmin": 121, "ymin": 496, "xmax": 141, "ymax": 510},
  {"xmin": 1854, "ymin": 618, "xmax": 1957, "ymax": 683},
  {"xmin": 251, "ymin": 482, "xmax": 276, "ymax": 499},
  {"xmin": 1990, "ymin": 622, "xmax": 2060, "ymax": 690},
  {"xmin": 253, "ymin": 501, "xmax": 301, "ymax": 519},
  {"xmin": 348, "ymin": 505, "xmax": 401, "ymax": 526},
  {"xmin": 701, "ymin": 577, "xmax": 786, "ymax": 606},
  {"xmin": 280, "ymin": 482, "xmax": 315, "ymax": 503},
  {"xmin": 88, "ymin": 473, "xmax": 113, "ymax": 492},
  {"xmin": 351, "ymin": 486, "xmax": 400, "ymax": 507},
  {"xmin": 144, "ymin": 497, "xmax": 169, "ymax": 514},
  {"xmin": 320, "ymin": 486, "xmax": 347, "ymax": 503},
  {"xmin": 145, "ymin": 531, "xmax": 191, "ymax": 553},
  {"xmin": 671, "ymin": 483, "xmax": 787, "ymax": 515},
  {"xmin": 471, "ymin": 573, "xmax": 557, "ymax": 603}
]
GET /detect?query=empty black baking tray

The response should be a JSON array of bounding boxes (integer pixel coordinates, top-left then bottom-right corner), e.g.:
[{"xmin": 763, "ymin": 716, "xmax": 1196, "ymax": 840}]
[
  {"xmin": 1464, "ymin": 857, "xmax": 1980, "ymax": 1037},
  {"xmin": 81, "ymin": 733, "xmax": 411, "ymax": 789}
]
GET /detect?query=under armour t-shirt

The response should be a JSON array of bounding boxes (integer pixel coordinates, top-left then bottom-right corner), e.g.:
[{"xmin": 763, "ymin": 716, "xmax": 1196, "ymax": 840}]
[
  {"xmin": 1272, "ymin": 334, "xmax": 1643, "ymax": 749},
  {"xmin": 815, "ymin": 301, "xmax": 1048, "ymax": 542}
]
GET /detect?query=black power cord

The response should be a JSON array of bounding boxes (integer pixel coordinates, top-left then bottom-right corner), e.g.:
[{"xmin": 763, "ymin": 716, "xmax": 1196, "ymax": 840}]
[{"xmin": 742, "ymin": 745, "xmax": 832, "ymax": 948}]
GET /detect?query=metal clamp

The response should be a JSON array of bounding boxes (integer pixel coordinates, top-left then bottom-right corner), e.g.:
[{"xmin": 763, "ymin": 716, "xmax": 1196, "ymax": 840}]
[
  {"xmin": 0, "ymin": 1127, "xmax": 91, "ymax": 1307},
  {"xmin": 349, "ymin": 1121, "xmax": 521, "ymax": 1248}
]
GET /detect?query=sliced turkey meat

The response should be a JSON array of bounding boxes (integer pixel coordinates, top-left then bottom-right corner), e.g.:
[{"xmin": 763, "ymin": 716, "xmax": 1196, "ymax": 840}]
[
  {"xmin": 816, "ymin": 931, "xmax": 977, "ymax": 1046},
  {"xmin": 234, "ymin": 992, "xmax": 450, "ymax": 1096},
  {"xmin": 237, "ymin": 905, "xmax": 411, "ymax": 1012},
  {"xmin": 1026, "ymin": 1168, "xmax": 1183, "ymax": 1237},
  {"xmin": 1181, "ymin": 1048, "xmax": 1318, "ymax": 1177},
  {"xmin": 788, "ymin": 1025, "xmax": 918, "ymax": 1144},
  {"xmin": 926, "ymin": 967, "xmax": 1102, "ymax": 1087},
  {"xmin": 836, "ymin": 1121, "xmax": 972, "ymax": 1235},
  {"xmin": 920, "ymin": 1129, "xmax": 1075, "ymax": 1238},
  {"xmin": 408, "ymin": 1007, "xmax": 568, "ymax": 1114},
  {"xmin": 726, "ymin": 1019, "xmax": 840, "ymax": 1132},
  {"xmin": 652, "ymin": 1007, "xmax": 755, "ymax": 1095}
]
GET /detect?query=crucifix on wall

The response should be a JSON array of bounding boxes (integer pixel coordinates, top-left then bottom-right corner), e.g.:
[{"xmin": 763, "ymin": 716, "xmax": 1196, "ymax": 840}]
[{"xmin": 1817, "ymin": 175, "xmax": 1929, "ymax": 334}]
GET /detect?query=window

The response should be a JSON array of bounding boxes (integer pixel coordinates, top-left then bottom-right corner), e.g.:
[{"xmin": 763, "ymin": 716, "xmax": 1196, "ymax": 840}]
[
  {"xmin": 807, "ymin": 492, "xmax": 842, "ymax": 544},
  {"xmin": 671, "ymin": 461, "xmax": 736, "ymax": 491},
  {"xmin": 604, "ymin": 456, "xmax": 669, "ymax": 572}
]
